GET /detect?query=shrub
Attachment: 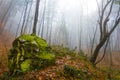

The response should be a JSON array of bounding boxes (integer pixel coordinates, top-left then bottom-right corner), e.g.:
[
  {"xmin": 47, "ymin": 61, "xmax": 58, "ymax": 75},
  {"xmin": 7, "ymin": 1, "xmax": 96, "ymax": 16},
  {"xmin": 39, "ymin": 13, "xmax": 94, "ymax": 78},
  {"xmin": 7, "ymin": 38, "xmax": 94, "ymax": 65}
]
[{"xmin": 64, "ymin": 65, "xmax": 90, "ymax": 79}]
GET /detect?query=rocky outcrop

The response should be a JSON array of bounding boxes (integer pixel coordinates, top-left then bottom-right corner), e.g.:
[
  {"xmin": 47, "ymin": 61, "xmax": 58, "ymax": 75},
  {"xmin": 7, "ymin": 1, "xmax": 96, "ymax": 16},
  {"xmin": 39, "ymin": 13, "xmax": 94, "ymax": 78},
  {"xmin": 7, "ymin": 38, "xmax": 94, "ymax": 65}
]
[{"xmin": 8, "ymin": 34, "xmax": 55, "ymax": 76}]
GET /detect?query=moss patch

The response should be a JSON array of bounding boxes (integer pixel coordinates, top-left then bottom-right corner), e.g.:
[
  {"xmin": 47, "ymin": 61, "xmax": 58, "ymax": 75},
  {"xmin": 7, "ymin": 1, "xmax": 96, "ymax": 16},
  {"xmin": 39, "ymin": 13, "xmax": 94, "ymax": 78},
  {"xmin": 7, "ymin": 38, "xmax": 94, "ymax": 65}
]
[{"xmin": 8, "ymin": 34, "xmax": 55, "ymax": 76}]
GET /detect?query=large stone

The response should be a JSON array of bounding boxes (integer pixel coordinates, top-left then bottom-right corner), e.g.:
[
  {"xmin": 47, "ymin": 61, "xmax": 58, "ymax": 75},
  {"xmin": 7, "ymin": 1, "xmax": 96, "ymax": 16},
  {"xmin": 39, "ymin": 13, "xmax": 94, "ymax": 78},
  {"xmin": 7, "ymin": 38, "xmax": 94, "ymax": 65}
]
[{"xmin": 8, "ymin": 34, "xmax": 55, "ymax": 76}]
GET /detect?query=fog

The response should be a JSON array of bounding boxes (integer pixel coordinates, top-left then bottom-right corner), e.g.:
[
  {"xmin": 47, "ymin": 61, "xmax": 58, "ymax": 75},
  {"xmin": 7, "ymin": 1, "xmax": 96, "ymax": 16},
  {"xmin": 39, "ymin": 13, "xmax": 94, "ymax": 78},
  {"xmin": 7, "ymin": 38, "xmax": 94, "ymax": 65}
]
[
  {"xmin": 0, "ymin": 0, "xmax": 120, "ymax": 52},
  {"xmin": 55, "ymin": 0, "xmax": 99, "ymax": 49}
]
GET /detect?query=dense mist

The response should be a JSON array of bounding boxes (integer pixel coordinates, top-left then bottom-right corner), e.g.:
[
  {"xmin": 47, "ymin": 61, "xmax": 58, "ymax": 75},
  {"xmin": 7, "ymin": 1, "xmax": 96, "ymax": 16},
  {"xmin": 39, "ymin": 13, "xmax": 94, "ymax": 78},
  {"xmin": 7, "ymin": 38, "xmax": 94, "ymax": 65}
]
[
  {"xmin": 0, "ymin": 0, "xmax": 120, "ymax": 79},
  {"xmin": 0, "ymin": 0, "xmax": 120, "ymax": 52}
]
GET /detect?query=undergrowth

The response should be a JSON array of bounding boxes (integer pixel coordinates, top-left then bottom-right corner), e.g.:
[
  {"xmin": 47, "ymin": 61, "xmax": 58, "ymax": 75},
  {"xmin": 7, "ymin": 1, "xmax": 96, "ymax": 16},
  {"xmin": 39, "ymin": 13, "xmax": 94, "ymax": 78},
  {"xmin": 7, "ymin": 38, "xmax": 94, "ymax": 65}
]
[{"xmin": 0, "ymin": 45, "xmax": 120, "ymax": 80}]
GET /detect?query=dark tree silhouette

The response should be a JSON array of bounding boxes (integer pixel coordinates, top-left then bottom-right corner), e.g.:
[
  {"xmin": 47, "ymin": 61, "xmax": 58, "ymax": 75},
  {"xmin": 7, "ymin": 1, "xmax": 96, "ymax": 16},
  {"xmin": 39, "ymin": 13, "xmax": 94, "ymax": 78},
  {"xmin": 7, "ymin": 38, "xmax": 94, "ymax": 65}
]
[
  {"xmin": 90, "ymin": 0, "xmax": 120, "ymax": 65},
  {"xmin": 33, "ymin": 0, "xmax": 40, "ymax": 34}
]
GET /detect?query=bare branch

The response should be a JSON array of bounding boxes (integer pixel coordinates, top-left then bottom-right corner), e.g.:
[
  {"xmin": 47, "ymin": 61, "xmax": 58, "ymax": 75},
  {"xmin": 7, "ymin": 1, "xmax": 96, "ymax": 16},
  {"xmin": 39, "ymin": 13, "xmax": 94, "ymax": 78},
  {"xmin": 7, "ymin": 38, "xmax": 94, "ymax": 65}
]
[
  {"xmin": 115, "ymin": 3, "xmax": 120, "ymax": 21},
  {"xmin": 91, "ymin": 25, "xmax": 98, "ymax": 54},
  {"xmin": 109, "ymin": 17, "xmax": 120, "ymax": 35},
  {"xmin": 95, "ymin": 0, "xmax": 101, "ymax": 17},
  {"xmin": 103, "ymin": 0, "xmax": 114, "ymax": 34},
  {"xmin": 99, "ymin": 0, "xmax": 112, "ymax": 40}
]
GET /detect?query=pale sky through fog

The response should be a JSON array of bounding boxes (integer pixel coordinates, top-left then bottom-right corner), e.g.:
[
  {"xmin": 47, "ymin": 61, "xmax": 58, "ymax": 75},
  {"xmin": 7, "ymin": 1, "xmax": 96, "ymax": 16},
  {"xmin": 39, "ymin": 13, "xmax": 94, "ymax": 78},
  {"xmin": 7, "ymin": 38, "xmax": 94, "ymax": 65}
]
[
  {"xmin": 57, "ymin": 0, "xmax": 99, "ymax": 16},
  {"xmin": 52, "ymin": 0, "xmax": 100, "ymax": 49},
  {"xmin": 1, "ymin": 0, "xmax": 119, "ymax": 50}
]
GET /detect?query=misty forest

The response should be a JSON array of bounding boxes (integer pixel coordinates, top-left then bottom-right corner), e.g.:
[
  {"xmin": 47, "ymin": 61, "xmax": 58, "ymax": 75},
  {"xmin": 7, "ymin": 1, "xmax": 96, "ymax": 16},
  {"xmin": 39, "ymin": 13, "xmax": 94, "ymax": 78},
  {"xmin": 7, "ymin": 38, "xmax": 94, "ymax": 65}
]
[{"xmin": 0, "ymin": 0, "xmax": 120, "ymax": 80}]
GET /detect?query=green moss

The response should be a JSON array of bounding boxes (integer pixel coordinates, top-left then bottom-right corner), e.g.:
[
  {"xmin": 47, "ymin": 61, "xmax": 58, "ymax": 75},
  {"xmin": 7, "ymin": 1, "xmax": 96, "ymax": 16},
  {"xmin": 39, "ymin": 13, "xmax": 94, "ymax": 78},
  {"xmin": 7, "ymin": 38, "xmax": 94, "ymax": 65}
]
[
  {"xmin": 20, "ymin": 59, "xmax": 31, "ymax": 72},
  {"xmin": 8, "ymin": 34, "xmax": 55, "ymax": 76},
  {"xmin": 39, "ymin": 53, "xmax": 55, "ymax": 59},
  {"xmin": 115, "ymin": 75, "xmax": 120, "ymax": 80},
  {"xmin": 63, "ymin": 65, "xmax": 90, "ymax": 79},
  {"xmin": 63, "ymin": 64, "xmax": 107, "ymax": 80},
  {"xmin": 51, "ymin": 46, "xmax": 71, "ymax": 57},
  {"xmin": 30, "ymin": 53, "xmax": 55, "ymax": 70}
]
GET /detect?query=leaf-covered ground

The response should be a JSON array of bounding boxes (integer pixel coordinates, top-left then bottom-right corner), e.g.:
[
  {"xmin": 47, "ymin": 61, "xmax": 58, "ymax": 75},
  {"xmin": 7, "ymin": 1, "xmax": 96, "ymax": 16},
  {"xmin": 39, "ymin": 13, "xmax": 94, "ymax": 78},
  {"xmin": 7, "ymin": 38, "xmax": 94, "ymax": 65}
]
[{"xmin": 0, "ymin": 46, "xmax": 120, "ymax": 80}]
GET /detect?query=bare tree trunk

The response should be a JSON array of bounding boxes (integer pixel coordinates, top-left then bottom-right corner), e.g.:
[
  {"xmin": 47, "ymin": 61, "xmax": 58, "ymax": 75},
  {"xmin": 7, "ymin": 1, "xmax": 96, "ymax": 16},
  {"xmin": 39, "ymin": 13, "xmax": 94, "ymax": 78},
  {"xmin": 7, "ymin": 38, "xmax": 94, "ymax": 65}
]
[
  {"xmin": 32, "ymin": 0, "xmax": 40, "ymax": 34},
  {"xmin": 95, "ymin": 37, "xmax": 109, "ymax": 65},
  {"xmin": 24, "ymin": 0, "xmax": 33, "ymax": 34},
  {"xmin": 90, "ymin": 35, "xmax": 108, "ymax": 64},
  {"xmin": 0, "ymin": 0, "xmax": 14, "ymax": 34},
  {"xmin": 48, "ymin": 24, "xmax": 52, "ymax": 45},
  {"xmin": 41, "ymin": 0, "xmax": 46, "ymax": 38},
  {"xmin": 15, "ymin": 7, "xmax": 25, "ymax": 37},
  {"xmin": 90, "ymin": 0, "xmax": 120, "ymax": 65},
  {"xmin": 21, "ymin": 0, "xmax": 29, "ymax": 34}
]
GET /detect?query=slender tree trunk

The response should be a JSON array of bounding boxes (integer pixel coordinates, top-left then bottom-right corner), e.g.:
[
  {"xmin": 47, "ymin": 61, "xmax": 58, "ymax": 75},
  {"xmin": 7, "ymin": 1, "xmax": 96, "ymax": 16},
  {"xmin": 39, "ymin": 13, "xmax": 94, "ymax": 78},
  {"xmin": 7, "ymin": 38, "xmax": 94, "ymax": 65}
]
[
  {"xmin": 24, "ymin": 0, "xmax": 33, "ymax": 33},
  {"xmin": 21, "ymin": 1, "xmax": 29, "ymax": 34},
  {"xmin": 32, "ymin": 0, "xmax": 40, "ymax": 34},
  {"xmin": 40, "ymin": 0, "xmax": 46, "ymax": 38},
  {"xmin": 90, "ymin": 36, "xmax": 108, "ymax": 64}
]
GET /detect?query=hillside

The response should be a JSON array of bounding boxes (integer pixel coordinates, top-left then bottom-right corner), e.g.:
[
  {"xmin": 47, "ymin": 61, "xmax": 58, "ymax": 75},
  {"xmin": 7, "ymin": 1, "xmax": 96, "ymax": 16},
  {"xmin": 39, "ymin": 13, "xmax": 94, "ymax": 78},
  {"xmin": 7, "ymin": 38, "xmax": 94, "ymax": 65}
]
[
  {"xmin": 0, "ymin": 45, "xmax": 119, "ymax": 80},
  {"xmin": 0, "ymin": 34, "xmax": 120, "ymax": 80}
]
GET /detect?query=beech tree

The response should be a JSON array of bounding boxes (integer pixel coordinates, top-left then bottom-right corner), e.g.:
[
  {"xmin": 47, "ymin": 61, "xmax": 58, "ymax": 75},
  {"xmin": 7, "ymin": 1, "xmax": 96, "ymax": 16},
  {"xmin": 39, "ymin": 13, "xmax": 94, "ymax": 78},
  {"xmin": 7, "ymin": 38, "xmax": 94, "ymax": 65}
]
[{"xmin": 90, "ymin": 0, "xmax": 120, "ymax": 65}]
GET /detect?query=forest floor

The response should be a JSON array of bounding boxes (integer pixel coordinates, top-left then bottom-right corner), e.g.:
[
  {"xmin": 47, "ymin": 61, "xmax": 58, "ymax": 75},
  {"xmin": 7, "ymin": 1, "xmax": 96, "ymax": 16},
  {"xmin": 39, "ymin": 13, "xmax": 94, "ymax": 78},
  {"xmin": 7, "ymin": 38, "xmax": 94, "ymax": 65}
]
[
  {"xmin": 0, "ymin": 45, "xmax": 120, "ymax": 80},
  {"xmin": 0, "ymin": 32, "xmax": 13, "ymax": 77},
  {"xmin": 0, "ymin": 39, "xmax": 9, "ymax": 77},
  {"xmin": 0, "ymin": 33, "xmax": 120, "ymax": 80}
]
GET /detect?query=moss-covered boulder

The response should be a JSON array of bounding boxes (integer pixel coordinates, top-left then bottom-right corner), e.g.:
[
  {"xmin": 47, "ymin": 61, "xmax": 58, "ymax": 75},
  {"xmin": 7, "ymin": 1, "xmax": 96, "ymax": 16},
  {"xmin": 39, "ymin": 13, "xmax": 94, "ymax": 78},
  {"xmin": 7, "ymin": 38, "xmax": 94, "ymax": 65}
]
[{"xmin": 8, "ymin": 34, "xmax": 55, "ymax": 76}]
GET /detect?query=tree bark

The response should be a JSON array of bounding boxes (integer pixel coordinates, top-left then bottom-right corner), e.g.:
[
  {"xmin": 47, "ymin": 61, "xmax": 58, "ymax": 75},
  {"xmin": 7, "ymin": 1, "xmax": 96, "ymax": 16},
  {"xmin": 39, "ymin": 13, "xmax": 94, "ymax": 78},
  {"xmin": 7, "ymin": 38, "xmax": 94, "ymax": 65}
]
[
  {"xmin": 33, "ymin": 0, "xmax": 40, "ymax": 34},
  {"xmin": 90, "ymin": 35, "xmax": 108, "ymax": 64}
]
